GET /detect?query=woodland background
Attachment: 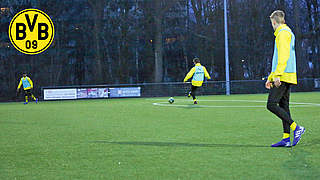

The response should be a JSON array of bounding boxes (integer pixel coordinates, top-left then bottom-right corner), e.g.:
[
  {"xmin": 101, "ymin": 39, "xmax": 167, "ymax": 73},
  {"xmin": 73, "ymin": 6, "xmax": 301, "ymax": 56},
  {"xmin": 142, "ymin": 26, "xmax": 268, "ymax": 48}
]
[{"xmin": 0, "ymin": 0, "xmax": 319, "ymax": 100}]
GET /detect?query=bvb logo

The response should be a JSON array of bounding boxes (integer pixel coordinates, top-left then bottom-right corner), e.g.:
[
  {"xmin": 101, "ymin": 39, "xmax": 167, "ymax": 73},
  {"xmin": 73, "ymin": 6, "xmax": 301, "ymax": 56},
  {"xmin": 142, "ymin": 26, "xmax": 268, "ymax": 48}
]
[{"xmin": 9, "ymin": 9, "xmax": 54, "ymax": 55}]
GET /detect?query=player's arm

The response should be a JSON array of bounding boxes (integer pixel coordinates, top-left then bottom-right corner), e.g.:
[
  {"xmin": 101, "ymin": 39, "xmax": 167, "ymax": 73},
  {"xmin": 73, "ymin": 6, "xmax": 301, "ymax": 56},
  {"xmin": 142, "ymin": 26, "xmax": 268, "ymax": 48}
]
[
  {"xmin": 203, "ymin": 67, "xmax": 211, "ymax": 80},
  {"xmin": 17, "ymin": 79, "xmax": 22, "ymax": 91},
  {"xmin": 274, "ymin": 31, "xmax": 291, "ymax": 78},
  {"xmin": 183, "ymin": 67, "xmax": 195, "ymax": 82},
  {"xmin": 27, "ymin": 77, "xmax": 33, "ymax": 88},
  {"xmin": 267, "ymin": 74, "xmax": 272, "ymax": 81}
]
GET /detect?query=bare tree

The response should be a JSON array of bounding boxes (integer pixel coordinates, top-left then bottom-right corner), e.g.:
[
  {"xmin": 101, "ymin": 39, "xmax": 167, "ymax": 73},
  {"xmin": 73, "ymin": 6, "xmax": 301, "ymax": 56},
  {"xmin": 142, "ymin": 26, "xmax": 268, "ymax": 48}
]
[
  {"xmin": 88, "ymin": 0, "xmax": 106, "ymax": 84},
  {"xmin": 151, "ymin": 0, "xmax": 180, "ymax": 82}
]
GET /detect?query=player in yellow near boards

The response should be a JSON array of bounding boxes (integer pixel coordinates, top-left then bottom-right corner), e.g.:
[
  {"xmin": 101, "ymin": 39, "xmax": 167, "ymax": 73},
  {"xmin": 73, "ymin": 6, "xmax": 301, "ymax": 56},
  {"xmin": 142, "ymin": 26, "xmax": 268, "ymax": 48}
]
[
  {"xmin": 183, "ymin": 58, "xmax": 211, "ymax": 104},
  {"xmin": 17, "ymin": 72, "xmax": 38, "ymax": 104},
  {"xmin": 266, "ymin": 10, "xmax": 304, "ymax": 147}
]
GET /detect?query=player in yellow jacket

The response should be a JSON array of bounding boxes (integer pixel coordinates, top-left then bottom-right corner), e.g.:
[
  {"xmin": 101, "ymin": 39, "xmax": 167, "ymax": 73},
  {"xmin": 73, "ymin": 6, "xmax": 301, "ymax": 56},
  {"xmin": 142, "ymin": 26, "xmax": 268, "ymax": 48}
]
[
  {"xmin": 183, "ymin": 58, "xmax": 211, "ymax": 104},
  {"xmin": 17, "ymin": 72, "xmax": 38, "ymax": 104},
  {"xmin": 266, "ymin": 10, "xmax": 304, "ymax": 147}
]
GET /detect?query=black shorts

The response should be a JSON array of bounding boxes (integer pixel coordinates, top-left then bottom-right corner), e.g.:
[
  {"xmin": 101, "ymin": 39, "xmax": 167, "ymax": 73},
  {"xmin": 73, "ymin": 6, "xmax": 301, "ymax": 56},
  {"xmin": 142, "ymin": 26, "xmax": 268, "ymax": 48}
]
[
  {"xmin": 24, "ymin": 89, "xmax": 32, "ymax": 96},
  {"xmin": 191, "ymin": 85, "xmax": 198, "ymax": 91}
]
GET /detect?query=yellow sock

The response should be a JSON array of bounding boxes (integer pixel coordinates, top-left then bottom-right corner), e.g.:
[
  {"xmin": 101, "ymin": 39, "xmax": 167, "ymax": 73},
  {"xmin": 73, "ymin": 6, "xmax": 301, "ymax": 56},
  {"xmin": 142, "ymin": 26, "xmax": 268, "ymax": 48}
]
[
  {"xmin": 31, "ymin": 95, "xmax": 36, "ymax": 100},
  {"xmin": 290, "ymin": 122, "xmax": 297, "ymax": 131},
  {"xmin": 25, "ymin": 96, "xmax": 28, "ymax": 102},
  {"xmin": 283, "ymin": 133, "xmax": 290, "ymax": 139},
  {"xmin": 193, "ymin": 99, "xmax": 197, "ymax": 101}
]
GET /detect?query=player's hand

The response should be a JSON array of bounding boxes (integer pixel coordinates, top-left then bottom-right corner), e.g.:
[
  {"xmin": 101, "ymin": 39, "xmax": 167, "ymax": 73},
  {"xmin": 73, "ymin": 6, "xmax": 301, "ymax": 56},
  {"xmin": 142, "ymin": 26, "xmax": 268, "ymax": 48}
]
[
  {"xmin": 16, "ymin": 88, "xmax": 19, "ymax": 92},
  {"xmin": 274, "ymin": 77, "xmax": 281, "ymax": 88},
  {"xmin": 265, "ymin": 80, "xmax": 272, "ymax": 89}
]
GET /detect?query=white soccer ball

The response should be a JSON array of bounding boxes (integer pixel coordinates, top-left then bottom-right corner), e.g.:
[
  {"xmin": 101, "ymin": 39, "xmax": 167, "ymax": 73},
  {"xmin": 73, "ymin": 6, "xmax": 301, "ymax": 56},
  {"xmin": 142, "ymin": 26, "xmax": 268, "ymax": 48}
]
[{"xmin": 168, "ymin": 97, "xmax": 174, "ymax": 104}]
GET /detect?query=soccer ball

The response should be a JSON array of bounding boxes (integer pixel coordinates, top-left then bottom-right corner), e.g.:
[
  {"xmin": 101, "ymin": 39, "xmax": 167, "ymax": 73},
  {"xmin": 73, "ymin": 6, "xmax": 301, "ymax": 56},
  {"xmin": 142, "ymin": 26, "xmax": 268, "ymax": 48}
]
[{"xmin": 168, "ymin": 97, "xmax": 174, "ymax": 104}]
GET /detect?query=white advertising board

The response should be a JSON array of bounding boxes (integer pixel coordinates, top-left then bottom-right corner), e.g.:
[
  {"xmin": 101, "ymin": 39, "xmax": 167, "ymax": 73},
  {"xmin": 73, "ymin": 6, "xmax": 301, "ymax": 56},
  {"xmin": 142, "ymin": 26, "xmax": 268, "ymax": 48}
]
[{"xmin": 44, "ymin": 89, "xmax": 77, "ymax": 100}]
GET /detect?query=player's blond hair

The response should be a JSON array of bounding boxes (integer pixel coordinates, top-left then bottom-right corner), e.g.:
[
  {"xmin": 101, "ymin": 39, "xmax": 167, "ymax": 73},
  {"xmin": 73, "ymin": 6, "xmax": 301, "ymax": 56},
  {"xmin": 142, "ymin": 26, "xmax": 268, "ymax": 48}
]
[{"xmin": 270, "ymin": 10, "xmax": 285, "ymax": 24}]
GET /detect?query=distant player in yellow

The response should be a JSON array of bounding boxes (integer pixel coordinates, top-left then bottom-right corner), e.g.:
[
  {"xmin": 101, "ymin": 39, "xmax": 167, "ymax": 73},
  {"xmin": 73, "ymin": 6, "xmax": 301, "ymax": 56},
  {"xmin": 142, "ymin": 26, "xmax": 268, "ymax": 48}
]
[
  {"xmin": 183, "ymin": 58, "xmax": 211, "ymax": 104},
  {"xmin": 17, "ymin": 72, "xmax": 38, "ymax": 104}
]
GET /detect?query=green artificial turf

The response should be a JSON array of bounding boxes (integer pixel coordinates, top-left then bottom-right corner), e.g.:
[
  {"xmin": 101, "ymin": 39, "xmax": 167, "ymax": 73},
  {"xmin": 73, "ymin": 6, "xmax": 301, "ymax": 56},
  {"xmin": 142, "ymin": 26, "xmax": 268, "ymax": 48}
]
[{"xmin": 0, "ymin": 92, "xmax": 319, "ymax": 179}]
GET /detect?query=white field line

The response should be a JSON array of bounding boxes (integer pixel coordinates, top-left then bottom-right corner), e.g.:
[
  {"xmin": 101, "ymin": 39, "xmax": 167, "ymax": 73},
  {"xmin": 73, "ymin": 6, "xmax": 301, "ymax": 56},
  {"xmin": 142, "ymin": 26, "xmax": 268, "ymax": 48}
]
[{"xmin": 151, "ymin": 99, "xmax": 320, "ymax": 108}]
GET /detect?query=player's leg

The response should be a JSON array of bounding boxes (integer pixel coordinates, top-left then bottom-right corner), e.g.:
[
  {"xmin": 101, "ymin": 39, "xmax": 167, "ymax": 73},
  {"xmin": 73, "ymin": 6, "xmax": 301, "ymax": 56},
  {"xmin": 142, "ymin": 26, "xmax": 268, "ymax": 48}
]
[
  {"xmin": 24, "ymin": 90, "xmax": 29, "ymax": 104},
  {"xmin": 29, "ymin": 90, "xmax": 37, "ymax": 103},
  {"xmin": 31, "ymin": 94, "xmax": 36, "ymax": 100},
  {"xmin": 279, "ymin": 83, "xmax": 291, "ymax": 138},
  {"xmin": 278, "ymin": 83, "xmax": 305, "ymax": 146},
  {"xmin": 188, "ymin": 85, "xmax": 193, "ymax": 98},
  {"xmin": 187, "ymin": 85, "xmax": 191, "ymax": 97},
  {"xmin": 191, "ymin": 85, "xmax": 198, "ymax": 104},
  {"xmin": 281, "ymin": 83, "xmax": 305, "ymax": 146},
  {"xmin": 267, "ymin": 83, "xmax": 294, "ymax": 124},
  {"xmin": 267, "ymin": 83, "xmax": 292, "ymax": 147}
]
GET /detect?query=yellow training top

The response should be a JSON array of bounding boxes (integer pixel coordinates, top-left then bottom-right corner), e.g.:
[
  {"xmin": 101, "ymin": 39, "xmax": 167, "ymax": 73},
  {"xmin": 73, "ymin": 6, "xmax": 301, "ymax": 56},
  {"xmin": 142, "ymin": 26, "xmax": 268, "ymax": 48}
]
[
  {"xmin": 267, "ymin": 24, "xmax": 297, "ymax": 84},
  {"xmin": 184, "ymin": 63, "xmax": 211, "ymax": 87},
  {"xmin": 17, "ymin": 76, "xmax": 33, "ymax": 90}
]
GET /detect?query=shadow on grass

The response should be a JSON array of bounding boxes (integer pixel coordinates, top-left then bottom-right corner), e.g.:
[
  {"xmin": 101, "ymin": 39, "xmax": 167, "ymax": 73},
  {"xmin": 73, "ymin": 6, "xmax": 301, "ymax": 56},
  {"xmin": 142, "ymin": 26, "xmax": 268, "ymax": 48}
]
[
  {"xmin": 91, "ymin": 141, "xmax": 269, "ymax": 148},
  {"xmin": 156, "ymin": 104, "xmax": 206, "ymax": 109},
  {"xmin": 178, "ymin": 105, "xmax": 206, "ymax": 109},
  {"xmin": 300, "ymin": 138, "xmax": 320, "ymax": 147},
  {"xmin": 0, "ymin": 121, "xmax": 31, "ymax": 125}
]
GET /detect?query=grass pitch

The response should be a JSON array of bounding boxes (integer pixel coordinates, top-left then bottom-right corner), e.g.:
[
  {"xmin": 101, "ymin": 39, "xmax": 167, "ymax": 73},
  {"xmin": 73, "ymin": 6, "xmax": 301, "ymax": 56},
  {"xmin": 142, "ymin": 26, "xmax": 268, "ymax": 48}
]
[{"xmin": 0, "ymin": 92, "xmax": 320, "ymax": 179}]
